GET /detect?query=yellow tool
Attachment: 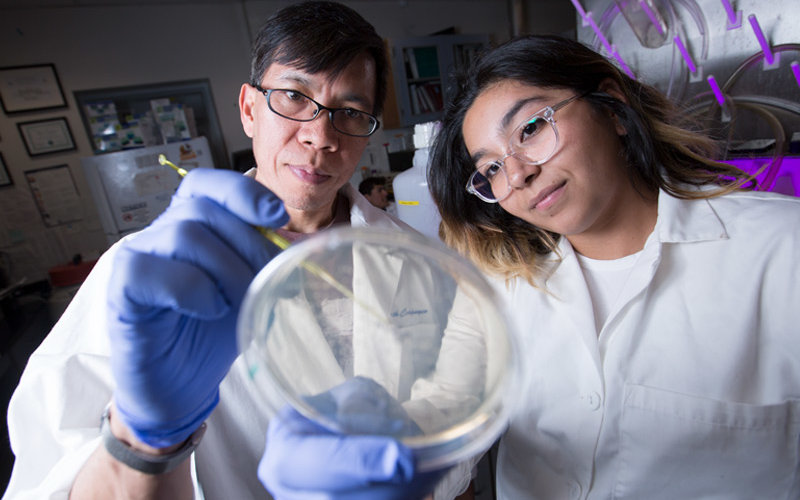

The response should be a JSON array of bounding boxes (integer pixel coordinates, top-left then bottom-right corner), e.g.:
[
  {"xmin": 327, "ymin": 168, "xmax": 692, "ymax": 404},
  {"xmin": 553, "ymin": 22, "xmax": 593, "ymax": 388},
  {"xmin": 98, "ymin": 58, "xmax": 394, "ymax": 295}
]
[{"xmin": 158, "ymin": 154, "xmax": 389, "ymax": 324}]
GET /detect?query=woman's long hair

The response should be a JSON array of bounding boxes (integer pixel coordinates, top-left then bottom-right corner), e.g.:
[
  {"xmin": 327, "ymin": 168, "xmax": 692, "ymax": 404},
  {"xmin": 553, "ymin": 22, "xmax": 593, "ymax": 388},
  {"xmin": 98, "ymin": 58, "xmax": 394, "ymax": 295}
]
[{"xmin": 428, "ymin": 34, "xmax": 752, "ymax": 285}]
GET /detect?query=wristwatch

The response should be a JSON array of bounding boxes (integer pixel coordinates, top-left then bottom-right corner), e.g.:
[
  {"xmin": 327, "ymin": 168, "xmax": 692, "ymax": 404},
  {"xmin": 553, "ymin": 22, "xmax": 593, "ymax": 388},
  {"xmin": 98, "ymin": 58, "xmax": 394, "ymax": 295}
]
[{"xmin": 100, "ymin": 406, "xmax": 206, "ymax": 474}]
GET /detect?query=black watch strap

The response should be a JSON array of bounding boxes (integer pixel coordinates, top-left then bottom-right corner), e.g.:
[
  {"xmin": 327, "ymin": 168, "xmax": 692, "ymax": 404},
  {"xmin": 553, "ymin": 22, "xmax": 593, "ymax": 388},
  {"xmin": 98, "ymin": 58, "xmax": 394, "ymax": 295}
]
[{"xmin": 100, "ymin": 406, "xmax": 206, "ymax": 475}]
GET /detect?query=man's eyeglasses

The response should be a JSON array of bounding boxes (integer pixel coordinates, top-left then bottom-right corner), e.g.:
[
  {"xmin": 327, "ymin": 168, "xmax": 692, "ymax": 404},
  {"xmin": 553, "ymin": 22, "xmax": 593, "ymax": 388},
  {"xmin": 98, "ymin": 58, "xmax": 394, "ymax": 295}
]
[
  {"xmin": 253, "ymin": 85, "xmax": 379, "ymax": 137},
  {"xmin": 466, "ymin": 93, "xmax": 583, "ymax": 203}
]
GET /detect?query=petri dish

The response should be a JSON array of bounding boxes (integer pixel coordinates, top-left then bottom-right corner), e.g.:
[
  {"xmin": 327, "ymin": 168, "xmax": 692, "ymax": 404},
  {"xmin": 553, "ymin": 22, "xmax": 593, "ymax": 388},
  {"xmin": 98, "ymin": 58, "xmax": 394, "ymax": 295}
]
[{"xmin": 237, "ymin": 226, "xmax": 520, "ymax": 471}]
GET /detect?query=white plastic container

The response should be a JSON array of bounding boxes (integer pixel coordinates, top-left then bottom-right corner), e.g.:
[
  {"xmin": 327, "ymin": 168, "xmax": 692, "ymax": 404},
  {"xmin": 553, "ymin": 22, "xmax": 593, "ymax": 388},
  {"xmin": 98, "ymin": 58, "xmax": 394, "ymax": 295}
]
[{"xmin": 393, "ymin": 121, "xmax": 442, "ymax": 240}]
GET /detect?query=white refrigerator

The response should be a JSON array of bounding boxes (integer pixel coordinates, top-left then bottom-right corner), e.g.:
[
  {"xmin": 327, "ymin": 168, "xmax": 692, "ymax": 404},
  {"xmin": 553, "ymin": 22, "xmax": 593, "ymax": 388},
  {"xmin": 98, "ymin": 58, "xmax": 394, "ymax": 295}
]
[{"xmin": 81, "ymin": 136, "xmax": 215, "ymax": 245}]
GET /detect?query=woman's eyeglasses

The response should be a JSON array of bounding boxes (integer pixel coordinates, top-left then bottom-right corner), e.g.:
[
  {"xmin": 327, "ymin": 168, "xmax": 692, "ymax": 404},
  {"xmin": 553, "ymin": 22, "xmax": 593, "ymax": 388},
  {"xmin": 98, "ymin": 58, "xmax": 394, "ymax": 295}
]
[{"xmin": 466, "ymin": 93, "xmax": 583, "ymax": 203}]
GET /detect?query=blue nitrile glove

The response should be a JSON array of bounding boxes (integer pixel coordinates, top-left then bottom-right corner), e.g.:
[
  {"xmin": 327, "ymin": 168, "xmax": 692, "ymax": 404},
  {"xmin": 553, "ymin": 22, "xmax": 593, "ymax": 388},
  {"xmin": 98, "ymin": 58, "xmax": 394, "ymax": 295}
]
[
  {"xmin": 303, "ymin": 376, "xmax": 423, "ymax": 438},
  {"xmin": 259, "ymin": 377, "xmax": 449, "ymax": 500},
  {"xmin": 108, "ymin": 169, "xmax": 288, "ymax": 448}
]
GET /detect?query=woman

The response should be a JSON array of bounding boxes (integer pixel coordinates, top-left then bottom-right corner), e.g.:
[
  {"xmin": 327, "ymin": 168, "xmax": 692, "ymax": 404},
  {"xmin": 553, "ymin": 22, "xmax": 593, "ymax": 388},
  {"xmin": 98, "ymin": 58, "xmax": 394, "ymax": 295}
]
[
  {"xmin": 426, "ymin": 34, "xmax": 800, "ymax": 499},
  {"xmin": 258, "ymin": 35, "xmax": 800, "ymax": 500}
]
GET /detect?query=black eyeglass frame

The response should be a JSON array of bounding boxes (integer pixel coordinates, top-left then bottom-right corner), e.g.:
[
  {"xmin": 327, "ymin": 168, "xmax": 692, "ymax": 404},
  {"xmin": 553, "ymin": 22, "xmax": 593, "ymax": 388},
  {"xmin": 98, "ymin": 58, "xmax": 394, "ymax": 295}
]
[{"xmin": 253, "ymin": 85, "xmax": 380, "ymax": 137}]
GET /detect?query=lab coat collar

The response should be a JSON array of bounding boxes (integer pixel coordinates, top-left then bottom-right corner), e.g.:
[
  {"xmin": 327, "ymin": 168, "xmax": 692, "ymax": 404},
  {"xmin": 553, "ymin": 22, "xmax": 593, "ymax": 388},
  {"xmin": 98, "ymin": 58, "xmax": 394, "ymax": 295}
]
[
  {"xmin": 345, "ymin": 183, "xmax": 391, "ymax": 227},
  {"xmin": 653, "ymin": 188, "xmax": 730, "ymax": 245},
  {"xmin": 543, "ymin": 189, "xmax": 729, "ymax": 269},
  {"xmin": 243, "ymin": 167, "xmax": 408, "ymax": 231},
  {"xmin": 345, "ymin": 183, "xmax": 416, "ymax": 232},
  {"xmin": 542, "ymin": 190, "xmax": 728, "ymax": 375},
  {"xmin": 546, "ymin": 240, "xmax": 603, "ymax": 373},
  {"xmin": 545, "ymin": 189, "xmax": 730, "ymax": 291}
]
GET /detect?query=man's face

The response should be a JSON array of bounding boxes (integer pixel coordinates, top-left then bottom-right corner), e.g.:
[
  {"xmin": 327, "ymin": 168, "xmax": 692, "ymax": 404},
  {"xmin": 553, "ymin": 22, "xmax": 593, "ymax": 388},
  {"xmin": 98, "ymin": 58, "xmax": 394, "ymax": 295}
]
[
  {"xmin": 365, "ymin": 184, "xmax": 389, "ymax": 209},
  {"xmin": 239, "ymin": 53, "xmax": 376, "ymax": 224}
]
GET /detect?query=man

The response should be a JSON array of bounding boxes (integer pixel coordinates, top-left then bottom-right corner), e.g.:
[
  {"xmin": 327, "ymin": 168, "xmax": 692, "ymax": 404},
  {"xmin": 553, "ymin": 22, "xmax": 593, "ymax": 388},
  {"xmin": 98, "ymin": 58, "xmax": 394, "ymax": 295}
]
[
  {"xmin": 4, "ymin": 2, "xmax": 471, "ymax": 499},
  {"xmin": 358, "ymin": 176, "xmax": 391, "ymax": 210}
]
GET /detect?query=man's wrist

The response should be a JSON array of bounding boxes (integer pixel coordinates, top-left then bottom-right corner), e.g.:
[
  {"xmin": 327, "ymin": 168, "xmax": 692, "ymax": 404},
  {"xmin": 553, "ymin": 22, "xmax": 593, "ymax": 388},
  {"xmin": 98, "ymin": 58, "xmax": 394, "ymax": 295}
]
[
  {"xmin": 107, "ymin": 404, "xmax": 183, "ymax": 455},
  {"xmin": 101, "ymin": 405, "xmax": 206, "ymax": 474}
]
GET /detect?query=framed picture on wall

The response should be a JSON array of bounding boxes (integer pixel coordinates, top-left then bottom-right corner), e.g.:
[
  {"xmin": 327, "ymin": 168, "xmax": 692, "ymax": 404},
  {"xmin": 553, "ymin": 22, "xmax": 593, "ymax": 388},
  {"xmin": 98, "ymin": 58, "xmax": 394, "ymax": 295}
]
[
  {"xmin": 0, "ymin": 64, "xmax": 67, "ymax": 114},
  {"xmin": 17, "ymin": 117, "xmax": 76, "ymax": 156},
  {"xmin": 0, "ymin": 152, "xmax": 11, "ymax": 186},
  {"xmin": 25, "ymin": 164, "xmax": 82, "ymax": 227}
]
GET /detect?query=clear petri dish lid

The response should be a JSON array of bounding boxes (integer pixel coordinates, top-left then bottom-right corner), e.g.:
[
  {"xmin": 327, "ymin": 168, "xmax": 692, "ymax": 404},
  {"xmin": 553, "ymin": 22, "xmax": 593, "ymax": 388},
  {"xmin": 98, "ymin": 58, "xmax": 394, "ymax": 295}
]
[{"xmin": 237, "ymin": 226, "xmax": 521, "ymax": 471}]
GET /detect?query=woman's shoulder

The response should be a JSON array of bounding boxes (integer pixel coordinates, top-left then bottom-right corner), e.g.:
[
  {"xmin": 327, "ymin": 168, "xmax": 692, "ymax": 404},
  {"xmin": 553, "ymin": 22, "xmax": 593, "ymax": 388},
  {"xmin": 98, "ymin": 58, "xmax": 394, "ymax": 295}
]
[
  {"xmin": 707, "ymin": 190, "xmax": 800, "ymax": 224},
  {"xmin": 691, "ymin": 190, "xmax": 800, "ymax": 249}
]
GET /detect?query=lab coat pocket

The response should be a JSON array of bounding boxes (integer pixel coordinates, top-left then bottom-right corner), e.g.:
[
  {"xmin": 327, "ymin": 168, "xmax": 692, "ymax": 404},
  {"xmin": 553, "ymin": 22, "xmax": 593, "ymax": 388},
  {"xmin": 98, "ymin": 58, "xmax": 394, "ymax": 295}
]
[{"xmin": 614, "ymin": 384, "xmax": 800, "ymax": 500}]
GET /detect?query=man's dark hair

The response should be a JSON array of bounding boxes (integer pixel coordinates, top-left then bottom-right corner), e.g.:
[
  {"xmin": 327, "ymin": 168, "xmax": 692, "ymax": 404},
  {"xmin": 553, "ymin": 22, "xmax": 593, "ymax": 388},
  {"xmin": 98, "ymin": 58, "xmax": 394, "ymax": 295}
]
[
  {"xmin": 249, "ymin": 1, "xmax": 388, "ymax": 116},
  {"xmin": 358, "ymin": 176, "xmax": 385, "ymax": 195}
]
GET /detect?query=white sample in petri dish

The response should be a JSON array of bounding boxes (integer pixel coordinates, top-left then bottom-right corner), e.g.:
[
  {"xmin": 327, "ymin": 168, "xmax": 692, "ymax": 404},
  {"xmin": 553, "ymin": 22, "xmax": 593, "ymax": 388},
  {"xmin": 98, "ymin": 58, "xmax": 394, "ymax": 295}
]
[{"xmin": 237, "ymin": 226, "xmax": 521, "ymax": 471}]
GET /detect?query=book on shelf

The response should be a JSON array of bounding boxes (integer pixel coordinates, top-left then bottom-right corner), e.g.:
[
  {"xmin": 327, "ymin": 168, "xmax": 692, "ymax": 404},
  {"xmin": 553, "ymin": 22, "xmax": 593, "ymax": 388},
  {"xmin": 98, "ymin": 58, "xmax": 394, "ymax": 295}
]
[
  {"xmin": 409, "ymin": 83, "xmax": 421, "ymax": 114},
  {"xmin": 423, "ymin": 82, "xmax": 443, "ymax": 110},
  {"xmin": 408, "ymin": 82, "xmax": 443, "ymax": 115},
  {"xmin": 404, "ymin": 49, "xmax": 419, "ymax": 79},
  {"xmin": 417, "ymin": 84, "xmax": 434, "ymax": 112}
]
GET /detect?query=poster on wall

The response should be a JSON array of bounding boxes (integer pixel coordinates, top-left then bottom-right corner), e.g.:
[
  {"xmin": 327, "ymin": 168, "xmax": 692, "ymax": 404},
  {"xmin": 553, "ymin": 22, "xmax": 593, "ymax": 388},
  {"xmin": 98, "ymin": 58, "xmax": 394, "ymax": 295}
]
[
  {"xmin": 0, "ymin": 64, "xmax": 67, "ymax": 114},
  {"xmin": 25, "ymin": 164, "xmax": 83, "ymax": 227}
]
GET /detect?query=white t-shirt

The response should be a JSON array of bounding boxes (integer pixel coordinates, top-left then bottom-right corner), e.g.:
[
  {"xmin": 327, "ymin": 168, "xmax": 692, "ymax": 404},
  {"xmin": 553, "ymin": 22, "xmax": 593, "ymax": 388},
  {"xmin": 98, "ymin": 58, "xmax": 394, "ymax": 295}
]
[{"xmin": 576, "ymin": 250, "xmax": 641, "ymax": 333}]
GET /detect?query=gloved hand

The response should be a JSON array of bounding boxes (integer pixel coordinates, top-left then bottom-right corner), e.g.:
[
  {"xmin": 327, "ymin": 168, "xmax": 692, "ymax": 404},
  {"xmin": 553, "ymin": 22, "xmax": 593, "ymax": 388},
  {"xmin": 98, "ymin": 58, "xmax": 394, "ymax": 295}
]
[
  {"xmin": 259, "ymin": 377, "xmax": 449, "ymax": 500},
  {"xmin": 108, "ymin": 168, "xmax": 288, "ymax": 448},
  {"xmin": 303, "ymin": 376, "xmax": 423, "ymax": 438}
]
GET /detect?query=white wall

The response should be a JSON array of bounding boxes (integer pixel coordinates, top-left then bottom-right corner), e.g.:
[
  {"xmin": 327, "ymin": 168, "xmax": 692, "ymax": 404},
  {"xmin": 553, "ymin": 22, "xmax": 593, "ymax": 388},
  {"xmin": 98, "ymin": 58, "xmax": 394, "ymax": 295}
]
[{"xmin": 0, "ymin": 0, "xmax": 574, "ymax": 283}]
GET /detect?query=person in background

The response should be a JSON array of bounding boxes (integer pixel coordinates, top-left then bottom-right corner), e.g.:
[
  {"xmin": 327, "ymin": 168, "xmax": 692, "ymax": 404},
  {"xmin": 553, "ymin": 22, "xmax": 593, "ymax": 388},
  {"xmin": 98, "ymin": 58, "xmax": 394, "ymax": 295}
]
[
  {"xmin": 358, "ymin": 176, "xmax": 391, "ymax": 210},
  {"xmin": 4, "ymin": 2, "xmax": 473, "ymax": 499},
  {"xmin": 257, "ymin": 34, "xmax": 800, "ymax": 499}
]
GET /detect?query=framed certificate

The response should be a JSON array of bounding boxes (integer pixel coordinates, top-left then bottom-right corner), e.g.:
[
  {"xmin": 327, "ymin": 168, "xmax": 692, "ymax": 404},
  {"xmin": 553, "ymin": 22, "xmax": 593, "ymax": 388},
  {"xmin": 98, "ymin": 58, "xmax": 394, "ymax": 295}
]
[
  {"xmin": 17, "ymin": 117, "xmax": 76, "ymax": 156},
  {"xmin": 0, "ymin": 64, "xmax": 67, "ymax": 114},
  {"xmin": 24, "ymin": 164, "xmax": 82, "ymax": 227}
]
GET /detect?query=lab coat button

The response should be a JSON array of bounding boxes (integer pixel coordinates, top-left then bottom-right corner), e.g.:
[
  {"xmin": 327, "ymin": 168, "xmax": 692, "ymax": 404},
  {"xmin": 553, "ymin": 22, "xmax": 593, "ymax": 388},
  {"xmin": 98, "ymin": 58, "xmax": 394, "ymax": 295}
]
[{"xmin": 582, "ymin": 392, "xmax": 602, "ymax": 410}]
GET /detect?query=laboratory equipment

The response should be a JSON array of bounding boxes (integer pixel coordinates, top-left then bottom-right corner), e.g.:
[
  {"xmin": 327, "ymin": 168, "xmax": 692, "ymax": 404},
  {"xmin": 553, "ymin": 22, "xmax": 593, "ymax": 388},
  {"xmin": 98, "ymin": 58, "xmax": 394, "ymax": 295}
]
[
  {"xmin": 238, "ymin": 226, "xmax": 520, "ymax": 471},
  {"xmin": 393, "ymin": 121, "xmax": 442, "ymax": 240},
  {"xmin": 81, "ymin": 136, "xmax": 214, "ymax": 245},
  {"xmin": 576, "ymin": 0, "xmax": 800, "ymax": 199},
  {"xmin": 614, "ymin": 0, "xmax": 670, "ymax": 49}
]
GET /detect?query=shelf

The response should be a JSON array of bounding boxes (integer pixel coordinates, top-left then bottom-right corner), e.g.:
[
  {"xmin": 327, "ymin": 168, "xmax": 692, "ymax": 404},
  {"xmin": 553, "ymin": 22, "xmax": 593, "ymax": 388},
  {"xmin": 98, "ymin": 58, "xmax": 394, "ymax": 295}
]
[
  {"xmin": 73, "ymin": 79, "xmax": 228, "ymax": 169},
  {"xmin": 389, "ymin": 34, "xmax": 489, "ymax": 127}
]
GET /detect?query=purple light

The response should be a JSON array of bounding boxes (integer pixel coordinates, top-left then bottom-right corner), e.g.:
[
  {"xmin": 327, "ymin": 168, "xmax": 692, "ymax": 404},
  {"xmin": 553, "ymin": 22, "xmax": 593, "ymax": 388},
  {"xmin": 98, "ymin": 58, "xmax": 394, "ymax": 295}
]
[
  {"xmin": 612, "ymin": 49, "xmax": 636, "ymax": 79},
  {"xmin": 585, "ymin": 12, "xmax": 615, "ymax": 55},
  {"xmin": 674, "ymin": 35, "xmax": 697, "ymax": 73},
  {"xmin": 579, "ymin": 6, "xmax": 634, "ymax": 80},
  {"xmin": 791, "ymin": 61, "xmax": 800, "ymax": 88},
  {"xmin": 707, "ymin": 75, "xmax": 725, "ymax": 107},
  {"xmin": 639, "ymin": 0, "xmax": 665, "ymax": 35},
  {"xmin": 720, "ymin": 0, "xmax": 737, "ymax": 24},
  {"xmin": 748, "ymin": 14, "xmax": 775, "ymax": 65},
  {"xmin": 569, "ymin": 0, "xmax": 587, "ymax": 18},
  {"xmin": 722, "ymin": 156, "xmax": 800, "ymax": 197}
]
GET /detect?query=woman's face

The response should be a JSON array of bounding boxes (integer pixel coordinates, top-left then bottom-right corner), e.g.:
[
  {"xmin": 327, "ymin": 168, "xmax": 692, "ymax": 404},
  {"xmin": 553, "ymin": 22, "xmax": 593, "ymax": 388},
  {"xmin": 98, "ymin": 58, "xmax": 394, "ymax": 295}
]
[{"xmin": 462, "ymin": 80, "xmax": 636, "ymax": 242}]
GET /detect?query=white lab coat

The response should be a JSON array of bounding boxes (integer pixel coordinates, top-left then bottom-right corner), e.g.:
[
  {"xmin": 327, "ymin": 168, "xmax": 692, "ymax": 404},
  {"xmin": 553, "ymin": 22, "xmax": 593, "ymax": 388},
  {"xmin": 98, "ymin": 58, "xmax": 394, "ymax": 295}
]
[
  {"xmin": 491, "ymin": 189, "xmax": 800, "ymax": 499},
  {"xmin": 4, "ymin": 184, "xmax": 475, "ymax": 500}
]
